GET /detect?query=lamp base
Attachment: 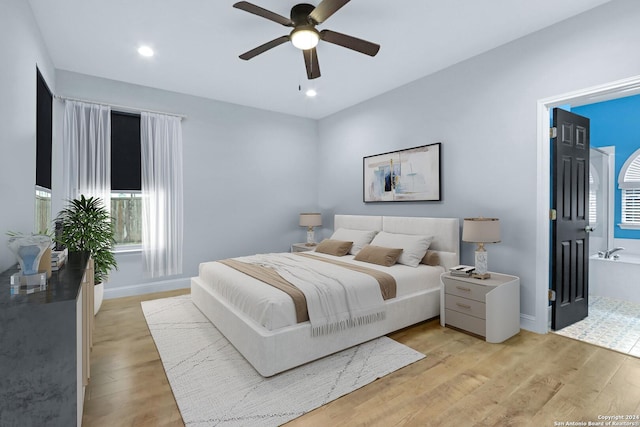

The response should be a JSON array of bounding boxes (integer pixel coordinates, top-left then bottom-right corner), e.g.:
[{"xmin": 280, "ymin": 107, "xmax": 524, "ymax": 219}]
[
  {"xmin": 474, "ymin": 248, "xmax": 489, "ymax": 277},
  {"xmin": 306, "ymin": 228, "xmax": 316, "ymax": 246},
  {"xmin": 11, "ymin": 271, "xmax": 47, "ymax": 286},
  {"xmin": 10, "ymin": 272, "xmax": 48, "ymax": 295}
]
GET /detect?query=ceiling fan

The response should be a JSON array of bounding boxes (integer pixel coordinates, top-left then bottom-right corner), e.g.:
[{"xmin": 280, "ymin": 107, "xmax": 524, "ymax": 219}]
[{"xmin": 233, "ymin": 0, "xmax": 380, "ymax": 80}]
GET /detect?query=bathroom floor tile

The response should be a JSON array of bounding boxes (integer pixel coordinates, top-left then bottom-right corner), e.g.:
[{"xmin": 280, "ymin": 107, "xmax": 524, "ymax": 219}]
[{"xmin": 553, "ymin": 295, "xmax": 640, "ymax": 358}]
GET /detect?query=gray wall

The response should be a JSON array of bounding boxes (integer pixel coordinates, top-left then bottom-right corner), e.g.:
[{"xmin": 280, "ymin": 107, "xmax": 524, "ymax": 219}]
[
  {"xmin": 0, "ymin": 0, "xmax": 56, "ymax": 272},
  {"xmin": 4, "ymin": 0, "xmax": 640, "ymax": 330},
  {"xmin": 54, "ymin": 71, "xmax": 319, "ymax": 296},
  {"xmin": 317, "ymin": 0, "xmax": 640, "ymax": 323}
]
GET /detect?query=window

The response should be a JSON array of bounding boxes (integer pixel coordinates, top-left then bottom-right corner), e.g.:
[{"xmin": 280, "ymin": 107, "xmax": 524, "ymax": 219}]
[
  {"xmin": 111, "ymin": 192, "xmax": 142, "ymax": 245},
  {"xmin": 111, "ymin": 112, "xmax": 142, "ymax": 247},
  {"xmin": 618, "ymin": 148, "xmax": 640, "ymax": 229},
  {"xmin": 589, "ymin": 169, "xmax": 597, "ymax": 225},
  {"xmin": 35, "ymin": 187, "xmax": 51, "ymax": 233},
  {"xmin": 35, "ymin": 68, "xmax": 52, "ymax": 234}
]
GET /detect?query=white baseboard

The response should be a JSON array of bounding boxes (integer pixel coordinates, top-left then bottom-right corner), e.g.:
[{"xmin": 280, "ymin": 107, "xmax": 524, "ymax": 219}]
[
  {"xmin": 520, "ymin": 313, "xmax": 546, "ymax": 334},
  {"xmin": 104, "ymin": 277, "xmax": 190, "ymax": 299}
]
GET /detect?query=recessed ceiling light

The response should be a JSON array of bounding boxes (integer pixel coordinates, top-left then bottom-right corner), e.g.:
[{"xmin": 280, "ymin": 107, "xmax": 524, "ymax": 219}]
[
  {"xmin": 305, "ymin": 89, "xmax": 317, "ymax": 98},
  {"xmin": 138, "ymin": 46, "xmax": 154, "ymax": 57}
]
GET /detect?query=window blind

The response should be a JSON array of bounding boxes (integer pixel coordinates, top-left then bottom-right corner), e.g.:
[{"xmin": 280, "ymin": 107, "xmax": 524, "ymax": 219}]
[
  {"xmin": 622, "ymin": 188, "xmax": 640, "ymax": 224},
  {"xmin": 588, "ymin": 171, "xmax": 597, "ymax": 224},
  {"xmin": 36, "ymin": 69, "xmax": 52, "ymax": 190},
  {"xmin": 111, "ymin": 112, "xmax": 141, "ymax": 191}
]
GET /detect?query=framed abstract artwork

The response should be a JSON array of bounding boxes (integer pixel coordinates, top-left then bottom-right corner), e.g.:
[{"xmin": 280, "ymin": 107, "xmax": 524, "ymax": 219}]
[{"xmin": 363, "ymin": 143, "xmax": 441, "ymax": 202}]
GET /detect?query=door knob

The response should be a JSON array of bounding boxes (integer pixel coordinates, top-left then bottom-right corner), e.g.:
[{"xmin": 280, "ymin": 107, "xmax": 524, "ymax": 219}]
[{"xmin": 585, "ymin": 225, "xmax": 595, "ymax": 233}]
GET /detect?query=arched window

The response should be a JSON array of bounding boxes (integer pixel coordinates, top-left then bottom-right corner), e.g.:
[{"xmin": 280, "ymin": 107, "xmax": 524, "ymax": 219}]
[{"xmin": 618, "ymin": 148, "xmax": 640, "ymax": 229}]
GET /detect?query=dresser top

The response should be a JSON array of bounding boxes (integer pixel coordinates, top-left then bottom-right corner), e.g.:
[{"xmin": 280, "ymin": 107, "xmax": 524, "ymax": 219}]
[{"xmin": 0, "ymin": 252, "xmax": 89, "ymax": 308}]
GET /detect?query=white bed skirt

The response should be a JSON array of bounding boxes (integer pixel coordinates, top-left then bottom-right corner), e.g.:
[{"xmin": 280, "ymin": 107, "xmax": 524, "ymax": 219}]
[{"xmin": 191, "ymin": 276, "xmax": 440, "ymax": 377}]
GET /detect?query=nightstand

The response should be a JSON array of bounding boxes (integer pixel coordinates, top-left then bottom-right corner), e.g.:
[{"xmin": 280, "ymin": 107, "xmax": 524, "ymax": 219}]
[
  {"xmin": 440, "ymin": 272, "xmax": 520, "ymax": 343},
  {"xmin": 291, "ymin": 243, "xmax": 315, "ymax": 253}
]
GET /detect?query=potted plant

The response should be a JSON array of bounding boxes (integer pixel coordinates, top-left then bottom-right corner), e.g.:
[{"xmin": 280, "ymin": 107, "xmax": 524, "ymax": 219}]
[{"xmin": 56, "ymin": 195, "xmax": 117, "ymax": 314}]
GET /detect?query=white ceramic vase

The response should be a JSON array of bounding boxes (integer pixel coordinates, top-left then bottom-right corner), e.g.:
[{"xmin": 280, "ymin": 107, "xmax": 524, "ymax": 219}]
[
  {"xmin": 94, "ymin": 282, "xmax": 104, "ymax": 314},
  {"xmin": 8, "ymin": 235, "xmax": 52, "ymax": 275}
]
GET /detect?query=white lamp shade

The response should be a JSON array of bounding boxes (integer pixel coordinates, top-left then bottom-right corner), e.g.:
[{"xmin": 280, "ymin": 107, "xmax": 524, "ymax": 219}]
[
  {"xmin": 462, "ymin": 218, "xmax": 501, "ymax": 243},
  {"xmin": 299, "ymin": 213, "xmax": 322, "ymax": 227}
]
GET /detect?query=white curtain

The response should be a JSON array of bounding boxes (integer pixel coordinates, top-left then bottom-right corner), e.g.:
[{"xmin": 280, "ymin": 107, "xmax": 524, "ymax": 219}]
[
  {"xmin": 141, "ymin": 112, "xmax": 184, "ymax": 278},
  {"xmin": 62, "ymin": 100, "xmax": 111, "ymax": 208}
]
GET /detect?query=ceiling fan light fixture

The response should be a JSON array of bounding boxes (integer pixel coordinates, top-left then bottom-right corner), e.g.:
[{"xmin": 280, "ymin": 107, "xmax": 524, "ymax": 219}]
[{"xmin": 290, "ymin": 27, "xmax": 320, "ymax": 50}]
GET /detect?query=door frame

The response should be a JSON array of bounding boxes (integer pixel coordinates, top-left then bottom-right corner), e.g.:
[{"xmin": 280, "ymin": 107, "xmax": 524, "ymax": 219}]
[{"xmin": 534, "ymin": 75, "xmax": 640, "ymax": 334}]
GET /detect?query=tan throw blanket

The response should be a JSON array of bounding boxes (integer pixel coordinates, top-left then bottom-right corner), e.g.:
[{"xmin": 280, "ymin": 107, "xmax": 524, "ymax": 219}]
[
  {"xmin": 219, "ymin": 259, "xmax": 309, "ymax": 323},
  {"xmin": 219, "ymin": 253, "xmax": 396, "ymax": 335},
  {"xmin": 296, "ymin": 252, "xmax": 396, "ymax": 300}
]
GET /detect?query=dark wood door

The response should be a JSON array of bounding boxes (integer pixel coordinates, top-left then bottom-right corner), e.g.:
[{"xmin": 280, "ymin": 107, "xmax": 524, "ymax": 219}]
[{"xmin": 551, "ymin": 108, "xmax": 590, "ymax": 330}]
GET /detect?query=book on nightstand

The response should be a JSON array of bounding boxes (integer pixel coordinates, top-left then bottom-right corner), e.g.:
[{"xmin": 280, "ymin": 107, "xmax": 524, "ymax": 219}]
[{"xmin": 449, "ymin": 265, "xmax": 475, "ymax": 277}]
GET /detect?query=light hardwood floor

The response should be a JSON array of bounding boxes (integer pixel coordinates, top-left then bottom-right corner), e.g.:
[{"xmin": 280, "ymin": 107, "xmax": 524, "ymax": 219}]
[{"xmin": 83, "ymin": 290, "xmax": 640, "ymax": 427}]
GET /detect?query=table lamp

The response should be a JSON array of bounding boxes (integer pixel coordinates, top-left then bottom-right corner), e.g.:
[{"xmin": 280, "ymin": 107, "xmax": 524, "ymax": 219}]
[
  {"xmin": 8, "ymin": 234, "xmax": 52, "ymax": 287},
  {"xmin": 299, "ymin": 213, "xmax": 322, "ymax": 246},
  {"xmin": 462, "ymin": 217, "xmax": 501, "ymax": 279}
]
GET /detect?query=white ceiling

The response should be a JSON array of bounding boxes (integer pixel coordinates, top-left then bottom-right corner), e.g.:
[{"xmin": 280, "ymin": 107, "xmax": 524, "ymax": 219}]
[{"xmin": 28, "ymin": 0, "xmax": 612, "ymax": 119}]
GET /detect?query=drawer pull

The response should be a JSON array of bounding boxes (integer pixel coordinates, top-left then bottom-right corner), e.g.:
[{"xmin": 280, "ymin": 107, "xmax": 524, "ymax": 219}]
[
  {"xmin": 456, "ymin": 302, "xmax": 472, "ymax": 309},
  {"xmin": 456, "ymin": 286, "xmax": 471, "ymax": 292}
]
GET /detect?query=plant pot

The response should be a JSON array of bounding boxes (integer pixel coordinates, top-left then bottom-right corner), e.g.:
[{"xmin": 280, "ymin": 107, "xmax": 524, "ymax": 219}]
[{"xmin": 94, "ymin": 282, "xmax": 104, "ymax": 315}]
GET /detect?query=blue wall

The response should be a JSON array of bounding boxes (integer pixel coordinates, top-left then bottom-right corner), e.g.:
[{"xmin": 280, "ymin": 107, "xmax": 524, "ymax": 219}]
[{"xmin": 574, "ymin": 94, "xmax": 640, "ymax": 239}]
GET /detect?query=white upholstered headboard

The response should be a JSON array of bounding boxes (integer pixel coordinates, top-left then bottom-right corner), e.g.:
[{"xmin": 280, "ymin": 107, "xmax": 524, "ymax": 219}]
[
  {"xmin": 334, "ymin": 215, "xmax": 383, "ymax": 232},
  {"xmin": 334, "ymin": 214, "xmax": 460, "ymax": 269}
]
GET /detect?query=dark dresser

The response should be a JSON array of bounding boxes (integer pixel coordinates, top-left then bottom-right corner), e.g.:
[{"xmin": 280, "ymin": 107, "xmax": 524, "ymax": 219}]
[{"xmin": 0, "ymin": 252, "xmax": 93, "ymax": 427}]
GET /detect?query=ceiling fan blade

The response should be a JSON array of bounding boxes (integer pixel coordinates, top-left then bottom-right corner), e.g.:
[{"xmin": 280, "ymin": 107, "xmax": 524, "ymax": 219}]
[
  {"xmin": 233, "ymin": 1, "xmax": 293, "ymax": 27},
  {"xmin": 320, "ymin": 30, "xmax": 380, "ymax": 56},
  {"xmin": 303, "ymin": 48, "xmax": 321, "ymax": 80},
  {"xmin": 308, "ymin": 0, "xmax": 350, "ymax": 24},
  {"xmin": 239, "ymin": 35, "xmax": 290, "ymax": 60}
]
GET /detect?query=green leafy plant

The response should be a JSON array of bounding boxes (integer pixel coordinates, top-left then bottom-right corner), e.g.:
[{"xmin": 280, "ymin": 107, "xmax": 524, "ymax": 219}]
[{"xmin": 56, "ymin": 195, "xmax": 118, "ymax": 284}]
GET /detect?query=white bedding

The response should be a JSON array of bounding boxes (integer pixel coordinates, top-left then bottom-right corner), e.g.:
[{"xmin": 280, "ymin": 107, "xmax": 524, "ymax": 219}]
[
  {"xmin": 197, "ymin": 250, "xmax": 445, "ymax": 331},
  {"xmin": 192, "ymin": 215, "xmax": 459, "ymax": 376}
]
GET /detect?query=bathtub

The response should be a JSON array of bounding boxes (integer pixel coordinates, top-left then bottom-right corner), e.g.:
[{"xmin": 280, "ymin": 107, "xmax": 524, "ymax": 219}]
[{"xmin": 589, "ymin": 253, "xmax": 640, "ymax": 304}]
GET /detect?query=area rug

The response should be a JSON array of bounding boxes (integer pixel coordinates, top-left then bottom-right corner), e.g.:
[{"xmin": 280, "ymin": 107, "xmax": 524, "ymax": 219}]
[
  {"xmin": 141, "ymin": 295, "xmax": 425, "ymax": 426},
  {"xmin": 553, "ymin": 295, "xmax": 640, "ymax": 358}
]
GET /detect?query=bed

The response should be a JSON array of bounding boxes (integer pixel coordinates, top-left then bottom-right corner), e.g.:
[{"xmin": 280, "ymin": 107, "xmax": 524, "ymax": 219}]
[{"xmin": 191, "ymin": 215, "xmax": 459, "ymax": 376}]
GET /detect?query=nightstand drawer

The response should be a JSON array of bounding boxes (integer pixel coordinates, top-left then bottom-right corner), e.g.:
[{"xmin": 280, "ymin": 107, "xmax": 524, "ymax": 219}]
[
  {"xmin": 445, "ymin": 309, "xmax": 486, "ymax": 337},
  {"xmin": 444, "ymin": 280, "xmax": 491, "ymax": 303},
  {"xmin": 445, "ymin": 295, "xmax": 486, "ymax": 319}
]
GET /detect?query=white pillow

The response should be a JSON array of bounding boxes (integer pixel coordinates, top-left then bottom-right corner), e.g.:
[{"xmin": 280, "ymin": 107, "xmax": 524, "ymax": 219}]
[
  {"xmin": 370, "ymin": 231, "xmax": 433, "ymax": 267},
  {"xmin": 330, "ymin": 228, "xmax": 378, "ymax": 255}
]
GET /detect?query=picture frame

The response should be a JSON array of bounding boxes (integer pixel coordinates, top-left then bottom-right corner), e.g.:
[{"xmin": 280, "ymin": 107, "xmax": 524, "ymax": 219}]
[{"xmin": 363, "ymin": 143, "xmax": 441, "ymax": 202}]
